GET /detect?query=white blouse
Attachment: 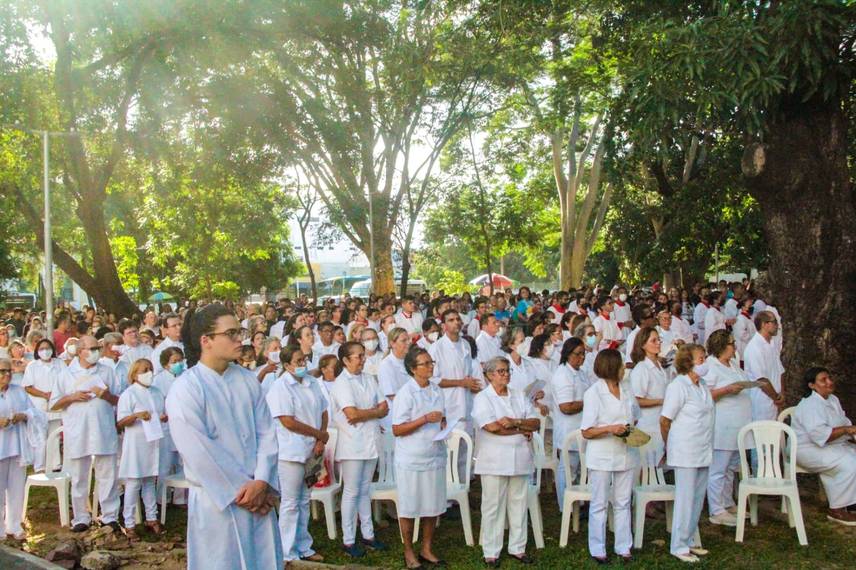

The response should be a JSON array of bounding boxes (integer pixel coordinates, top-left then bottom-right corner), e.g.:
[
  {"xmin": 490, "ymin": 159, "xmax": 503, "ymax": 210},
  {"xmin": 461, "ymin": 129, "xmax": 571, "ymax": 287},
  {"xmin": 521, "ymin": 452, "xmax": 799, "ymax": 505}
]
[
  {"xmin": 266, "ymin": 372, "xmax": 328, "ymax": 464},
  {"xmin": 391, "ymin": 378, "xmax": 446, "ymax": 471},
  {"xmin": 661, "ymin": 375, "xmax": 714, "ymax": 468},
  {"xmin": 704, "ymin": 356, "xmax": 753, "ymax": 450},
  {"xmin": 630, "ymin": 358, "xmax": 669, "ymax": 434},
  {"xmin": 580, "ymin": 379, "xmax": 640, "ymax": 472},
  {"xmin": 329, "ymin": 370, "xmax": 384, "ymax": 461},
  {"xmin": 472, "ymin": 385, "xmax": 538, "ymax": 477}
]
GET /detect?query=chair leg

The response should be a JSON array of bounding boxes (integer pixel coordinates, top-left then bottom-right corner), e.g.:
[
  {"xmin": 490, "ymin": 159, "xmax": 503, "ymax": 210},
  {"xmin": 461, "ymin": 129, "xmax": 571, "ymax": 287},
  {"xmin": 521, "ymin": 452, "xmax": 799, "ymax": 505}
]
[
  {"xmin": 529, "ymin": 494, "xmax": 545, "ymax": 549},
  {"xmin": 413, "ymin": 517, "xmax": 421, "ymax": 543},
  {"xmin": 59, "ymin": 481, "xmax": 70, "ymax": 528},
  {"xmin": 310, "ymin": 500, "xmax": 319, "ymax": 520},
  {"xmin": 372, "ymin": 500, "xmax": 382, "ymax": 524},
  {"xmin": 160, "ymin": 484, "xmax": 169, "ymax": 525},
  {"xmin": 735, "ymin": 489, "xmax": 748, "ymax": 543},
  {"xmin": 323, "ymin": 498, "xmax": 337, "ymax": 540},
  {"xmin": 665, "ymin": 501, "xmax": 673, "ymax": 533},
  {"xmin": 749, "ymin": 495, "xmax": 758, "ymax": 526},
  {"xmin": 572, "ymin": 501, "xmax": 581, "ymax": 534},
  {"xmin": 22, "ymin": 482, "xmax": 31, "ymax": 524},
  {"xmin": 559, "ymin": 497, "xmax": 572, "ymax": 548},
  {"xmin": 633, "ymin": 499, "xmax": 646, "ymax": 549},
  {"xmin": 458, "ymin": 497, "xmax": 474, "ymax": 547},
  {"xmin": 787, "ymin": 493, "xmax": 808, "ymax": 546}
]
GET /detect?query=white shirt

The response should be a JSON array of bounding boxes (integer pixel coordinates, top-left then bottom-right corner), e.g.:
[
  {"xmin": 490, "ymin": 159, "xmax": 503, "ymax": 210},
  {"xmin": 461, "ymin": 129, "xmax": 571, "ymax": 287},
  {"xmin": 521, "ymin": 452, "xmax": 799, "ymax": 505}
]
[
  {"xmin": 704, "ymin": 356, "xmax": 754, "ymax": 450},
  {"xmin": 120, "ymin": 343, "xmax": 154, "ymax": 367},
  {"xmin": 624, "ymin": 327, "xmax": 641, "ymax": 364},
  {"xmin": 507, "ymin": 355, "xmax": 531, "ymax": 393},
  {"xmin": 630, "ymin": 358, "xmax": 670, "ymax": 434},
  {"xmin": 744, "ymin": 333, "xmax": 783, "ymax": 421},
  {"xmin": 395, "ymin": 310, "xmax": 424, "ymax": 336},
  {"xmin": 266, "ymin": 372, "xmax": 328, "ymax": 464},
  {"xmin": 661, "ymin": 374, "xmax": 714, "ymax": 468},
  {"xmin": 723, "ymin": 297, "xmax": 739, "ymax": 320},
  {"xmin": 50, "ymin": 359, "xmax": 121, "ymax": 459},
  {"xmin": 703, "ymin": 306, "xmax": 726, "ymax": 343},
  {"xmin": 792, "ymin": 392, "xmax": 851, "ymax": 452},
  {"xmin": 428, "ymin": 334, "xmax": 475, "ymax": 427},
  {"xmin": 693, "ymin": 303, "xmax": 709, "ymax": 338},
  {"xmin": 476, "ymin": 331, "xmax": 503, "ymax": 363},
  {"xmin": 363, "ymin": 351, "xmax": 384, "ymax": 380},
  {"xmin": 593, "ymin": 314, "xmax": 622, "ymax": 351},
  {"xmin": 22, "ymin": 358, "xmax": 64, "ymax": 412},
  {"xmin": 613, "ymin": 301, "xmax": 632, "ymax": 325},
  {"xmin": 329, "ymin": 370, "xmax": 384, "ymax": 461},
  {"xmin": 550, "ymin": 364, "xmax": 589, "ymax": 450},
  {"xmin": 151, "ymin": 337, "xmax": 184, "ymax": 375},
  {"xmin": 391, "ymin": 378, "xmax": 446, "ymax": 471},
  {"xmin": 580, "ymin": 379, "xmax": 640, "ymax": 471},
  {"xmin": 472, "ymin": 385, "xmax": 538, "ymax": 476},
  {"xmin": 117, "ymin": 383, "xmax": 167, "ymax": 478},
  {"xmin": 312, "ymin": 341, "xmax": 340, "ymax": 358},
  {"xmin": 0, "ymin": 385, "xmax": 32, "ymax": 460},
  {"xmin": 732, "ymin": 313, "xmax": 755, "ymax": 360},
  {"xmin": 466, "ymin": 316, "xmax": 482, "ymax": 339},
  {"xmin": 378, "ymin": 354, "xmax": 410, "ymax": 404},
  {"xmin": 99, "ymin": 357, "xmax": 130, "ymax": 395},
  {"xmin": 670, "ymin": 315, "xmax": 693, "ymax": 344},
  {"xmin": 269, "ymin": 320, "xmax": 286, "ymax": 340}
]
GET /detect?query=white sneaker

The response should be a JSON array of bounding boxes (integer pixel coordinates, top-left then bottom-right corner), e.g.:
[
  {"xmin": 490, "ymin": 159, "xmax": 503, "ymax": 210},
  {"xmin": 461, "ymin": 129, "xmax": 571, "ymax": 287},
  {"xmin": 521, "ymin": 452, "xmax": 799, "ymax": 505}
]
[
  {"xmin": 673, "ymin": 553, "xmax": 700, "ymax": 563},
  {"xmin": 689, "ymin": 547, "xmax": 709, "ymax": 556},
  {"xmin": 727, "ymin": 506, "xmax": 749, "ymax": 518},
  {"xmin": 709, "ymin": 511, "xmax": 738, "ymax": 527}
]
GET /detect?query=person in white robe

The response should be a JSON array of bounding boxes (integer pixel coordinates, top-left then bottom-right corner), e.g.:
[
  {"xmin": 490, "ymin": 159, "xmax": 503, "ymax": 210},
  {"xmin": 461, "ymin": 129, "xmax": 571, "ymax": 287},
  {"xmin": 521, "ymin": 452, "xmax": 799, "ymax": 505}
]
[
  {"xmin": 99, "ymin": 332, "xmax": 130, "ymax": 394},
  {"xmin": 522, "ymin": 334, "xmax": 555, "ymax": 415},
  {"xmin": 0, "ymin": 358, "xmax": 46, "ymax": 540},
  {"xmin": 629, "ymin": 328, "xmax": 669, "ymax": 465},
  {"xmin": 329, "ymin": 341, "xmax": 388, "ymax": 557},
  {"xmin": 581, "ymin": 349, "xmax": 640, "ymax": 563},
  {"xmin": 49, "ymin": 336, "xmax": 122, "ymax": 533},
  {"xmin": 165, "ymin": 305, "xmax": 282, "ymax": 570},
  {"xmin": 151, "ymin": 313, "xmax": 184, "ymax": 375},
  {"xmin": 692, "ymin": 291, "xmax": 710, "ymax": 343},
  {"xmin": 116, "ymin": 359, "xmax": 168, "ymax": 539},
  {"xmin": 392, "ymin": 347, "xmax": 447, "ymax": 569},
  {"xmin": 360, "ymin": 328, "xmax": 384, "ymax": 384},
  {"xmin": 266, "ymin": 345, "xmax": 328, "ymax": 563},
  {"xmin": 503, "ymin": 327, "xmax": 533, "ymax": 394},
  {"xmin": 473, "ymin": 356, "xmax": 540, "ymax": 566},
  {"xmin": 703, "ymin": 330, "xmax": 754, "ymax": 527},
  {"xmin": 312, "ymin": 322, "xmax": 340, "ymax": 358},
  {"xmin": 743, "ymin": 311, "xmax": 785, "ymax": 422},
  {"xmin": 550, "ymin": 338, "xmax": 589, "ymax": 510},
  {"xmin": 475, "ymin": 315, "xmax": 503, "ymax": 364},
  {"xmin": 669, "ymin": 301, "xmax": 694, "ymax": 344},
  {"xmin": 152, "ymin": 346, "xmax": 187, "ymax": 506},
  {"xmin": 592, "ymin": 298, "xmax": 623, "ymax": 352},
  {"xmin": 731, "ymin": 300, "xmax": 756, "ymax": 361},
  {"xmin": 702, "ymin": 293, "xmax": 727, "ymax": 346},
  {"xmin": 428, "ymin": 310, "xmax": 480, "ymax": 435},
  {"xmin": 118, "ymin": 321, "xmax": 154, "ymax": 367},
  {"xmin": 395, "ymin": 296, "xmax": 425, "ymax": 341},
  {"xmin": 378, "ymin": 328, "xmax": 412, "ymax": 430},
  {"xmin": 22, "ymin": 339, "xmax": 63, "ymax": 471},
  {"xmin": 792, "ymin": 366, "xmax": 856, "ymax": 525},
  {"xmin": 660, "ymin": 345, "xmax": 714, "ymax": 563},
  {"xmin": 256, "ymin": 337, "xmax": 283, "ymax": 396}
]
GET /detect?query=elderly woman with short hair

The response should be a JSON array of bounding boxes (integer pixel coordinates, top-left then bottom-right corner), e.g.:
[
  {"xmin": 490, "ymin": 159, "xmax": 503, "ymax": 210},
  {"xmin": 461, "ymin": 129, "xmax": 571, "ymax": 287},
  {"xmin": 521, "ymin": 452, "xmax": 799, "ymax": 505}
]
[{"xmin": 473, "ymin": 356, "xmax": 540, "ymax": 566}]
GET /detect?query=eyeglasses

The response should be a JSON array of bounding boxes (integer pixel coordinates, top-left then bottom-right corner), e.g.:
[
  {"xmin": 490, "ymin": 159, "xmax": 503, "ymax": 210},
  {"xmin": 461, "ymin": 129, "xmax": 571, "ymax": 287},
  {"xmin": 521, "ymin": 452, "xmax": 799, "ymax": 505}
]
[
  {"xmin": 207, "ymin": 329, "xmax": 242, "ymax": 340},
  {"xmin": 570, "ymin": 350, "xmax": 586, "ymax": 357},
  {"xmin": 492, "ymin": 368, "xmax": 510, "ymax": 375},
  {"xmin": 415, "ymin": 360, "xmax": 435, "ymax": 368},
  {"xmin": 0, "ymin": 369, "xmax": 11, "ymax": 375}
]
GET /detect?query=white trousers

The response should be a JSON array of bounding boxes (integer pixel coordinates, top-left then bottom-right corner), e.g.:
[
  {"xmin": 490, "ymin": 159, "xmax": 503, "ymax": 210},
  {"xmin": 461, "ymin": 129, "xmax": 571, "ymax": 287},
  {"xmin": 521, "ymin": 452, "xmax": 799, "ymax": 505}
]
[
  {"xmin": 278, "ymin": 461, "xmax": 315, "ymax": 561},
  {"xmin": 340, "ymin": 459, "xmax": 377, "ymax": 545},
  {"xmin": 0, "ymin": 457, "xmax": 26, "ymax": 536},
  {"xmin": 588, "ymin": 469, "xmax": 634, "ymax": 557},
  {"xmin": 671, "ymin": 467, "xmax": 708, "ymax": 555},
  {"xmin": 123, "ymin": 477, "xmax": 158, "ymax": 527},
  {"xmin": 555, "ymin": 451, "xmax": 580, "ymax": 512},
  {"xmin": 69, "ymin": 454, "xmax": 120, "ymax": 526},
  {"xmin": 479, "ymin": 474, "xmax": 528, "ymax": 559},
  {"xmin": 707, "ymin": 450, "xmax": 739, "ymax": 515}
]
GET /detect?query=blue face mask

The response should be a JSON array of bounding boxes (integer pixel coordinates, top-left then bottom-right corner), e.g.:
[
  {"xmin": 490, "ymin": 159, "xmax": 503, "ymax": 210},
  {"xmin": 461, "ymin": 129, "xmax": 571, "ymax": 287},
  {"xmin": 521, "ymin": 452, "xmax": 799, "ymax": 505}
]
[
  {"xmin": 585, "ymin": 335, "xmax": 597, "ymax": 348},
  {"xmin": 294, "ymin": 366, "xmax": 308, "ymax": 378},
  {"xmin": 170, "ymin": 361, "xmax": 186, "ymax": 376}
]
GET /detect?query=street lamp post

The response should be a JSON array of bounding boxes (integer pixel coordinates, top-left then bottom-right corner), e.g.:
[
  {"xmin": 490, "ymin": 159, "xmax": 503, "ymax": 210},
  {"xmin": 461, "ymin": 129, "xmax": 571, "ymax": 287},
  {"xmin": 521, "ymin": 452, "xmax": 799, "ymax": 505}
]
[{"xmin": 42, "ymin": 130, "xmax": 54, "ymax": 338}]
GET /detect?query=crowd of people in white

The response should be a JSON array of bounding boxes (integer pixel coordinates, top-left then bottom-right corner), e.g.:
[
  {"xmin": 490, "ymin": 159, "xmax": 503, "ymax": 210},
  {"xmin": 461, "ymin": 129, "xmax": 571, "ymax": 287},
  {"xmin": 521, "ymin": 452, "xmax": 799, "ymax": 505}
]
[{"xmin": 0, "ymin": 280, "xmax": 854, "ymax": 569}]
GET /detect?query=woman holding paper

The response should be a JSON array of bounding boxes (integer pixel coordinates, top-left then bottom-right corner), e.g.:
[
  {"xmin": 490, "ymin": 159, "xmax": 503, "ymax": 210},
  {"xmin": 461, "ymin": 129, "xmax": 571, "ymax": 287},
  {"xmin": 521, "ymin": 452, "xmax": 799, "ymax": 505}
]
[
  {"xmin": 581, "ymin": 349, "xmax": 640, "ymax": 564},
  {"xmin": 116, "ymin": 358, "xmax": 167, "ymax": 539},
  {"xmin": 391, "ymin": 347, "xmax": 447, "ymax": 569},
  {"xmin": 629, "ymin": 327, "xmax": 669, "ymax": 465},
  {"xmin": 660, "ymin": 344, "xmax": 714, "ymax": 563},
  {"xmin": 473, "ymin": 356, "xmax": 540, "ymax": 567},
  {"xmin": 703, "ymin": 330, "xmax": 753, "ymax": 527}
]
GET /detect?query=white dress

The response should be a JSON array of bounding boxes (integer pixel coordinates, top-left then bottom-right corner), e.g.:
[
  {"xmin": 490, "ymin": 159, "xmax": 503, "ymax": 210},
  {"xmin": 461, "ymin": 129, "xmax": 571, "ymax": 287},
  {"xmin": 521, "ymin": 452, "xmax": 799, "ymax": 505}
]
[
  {"xmin": 117, "ymin": 384, "xmax": 168, "ymax": 479},
  {"xmin": 629, "ymin": 358, "xmax": 669, "ymax": 462},
  {"xmin": 704, "ymin": 357, "xmax": 753, "ymax": 451},
  {"xmin": 792, "ymin": 392, "xmax": 856, "ymax": 509},
  {"xmin": 743, "ymin": 333, "xmax": 783, "ymax": 421},
  {"xmin": 165, "ymin": 363, "xmax": 282, "ymax": 570}
]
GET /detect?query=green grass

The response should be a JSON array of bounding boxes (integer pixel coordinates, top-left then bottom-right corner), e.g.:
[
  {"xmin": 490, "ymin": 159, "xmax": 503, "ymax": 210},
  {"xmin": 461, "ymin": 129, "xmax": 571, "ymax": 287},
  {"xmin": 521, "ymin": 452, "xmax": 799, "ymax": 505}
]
[{"xmin": 20, "ymin": 474, "xmax": 856, "ymax": 569}]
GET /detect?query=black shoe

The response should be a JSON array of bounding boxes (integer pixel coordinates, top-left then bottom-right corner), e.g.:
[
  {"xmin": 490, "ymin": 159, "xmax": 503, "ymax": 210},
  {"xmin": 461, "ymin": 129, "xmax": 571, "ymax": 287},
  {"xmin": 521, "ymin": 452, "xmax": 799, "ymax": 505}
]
[
  {"xmin": 71, "ymin": 523, "xmax": 90, "ymax": 533},
  {"xmin": 509, "ymin": 554, "xmax": 534, "ymax": 565},
  {"xmin": 102, "ymin": 521, "xmax": 122, "ymax": 533},
  {"xmin": 619, "ymin": 554, "xmax": 634, "ymax": 564},
  {"xmin": 342, "ymin": 543, "xmax": 365, "ymax": 558},
  {"xmin": 361, "ymin": 538, "xmax": 387, "ymax": 551},
  {"xmin": 419, "ymin": 554, "xmax": 448, "ymax": 567},
  {"xmin": 592, "ymin": 556, "xmax": 609, "ymax": 565},
  {"xmin": 484, "ymin": 559, "xmax": 501, "ymax": 568}
]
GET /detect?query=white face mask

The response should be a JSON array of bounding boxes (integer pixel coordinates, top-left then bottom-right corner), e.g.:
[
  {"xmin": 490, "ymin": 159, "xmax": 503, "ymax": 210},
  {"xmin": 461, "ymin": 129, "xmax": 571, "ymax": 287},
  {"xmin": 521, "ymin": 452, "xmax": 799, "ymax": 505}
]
[
  {"xmin": 619, "ymin": 294, "xmax": 628, "ymax": 302},
  {"xmin": 544, "ymin": 345, "xmax": 555, "ymax": 358},
  {"xmin": 84, "ymin": 349, "xmax": 101, "ymax": 365},
  {"xmin": 38, "ymin": 349, "xmax": 53, "ymax": 361},
  {"xmin": 136, "ymin": 371, "xmax": 153, "ymax": 387},
  {"xmin": 363, "ymin": 339, "xmax": 378, "ymax": 352},
  {"xmin": 66, "ymin": 343, "xmax": 78, "ymax": 356},
  {"xmin": 427, "ymin": 332, "xmax": 439, "ymax": 342},
  {"xmin": 268, "ymin": 351, "xmax": 281, "ymax": 364},
  {"xmin": 515, "ymin": 342, "xmax": 528, "ymax": 358},
  {"xmin": 693, "ymin": 363, "xmax": 710, "ymax": 377}
]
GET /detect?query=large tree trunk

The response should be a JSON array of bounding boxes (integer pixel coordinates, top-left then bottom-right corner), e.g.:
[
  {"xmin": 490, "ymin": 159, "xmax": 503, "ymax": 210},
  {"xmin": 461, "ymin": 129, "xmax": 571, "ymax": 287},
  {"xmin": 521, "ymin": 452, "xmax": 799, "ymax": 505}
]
[
  {"xmin": 369, "ymin": 229, "xmax": 396, "ymax": 296},
  {"xmin": 298, "ymin": 223, "xmax": 318, "ymax": 303},
  {"xmin": 742, "ymin": 96, "xmax": 856, "ymax": 418}
]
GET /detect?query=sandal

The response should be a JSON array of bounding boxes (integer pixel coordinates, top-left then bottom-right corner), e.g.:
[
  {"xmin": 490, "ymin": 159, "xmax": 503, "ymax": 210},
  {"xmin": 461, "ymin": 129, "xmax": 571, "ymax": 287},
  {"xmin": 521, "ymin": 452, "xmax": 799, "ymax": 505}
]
[{"xmin": 145, "ymin": 521, "xmax": 165, "ymax": 535}]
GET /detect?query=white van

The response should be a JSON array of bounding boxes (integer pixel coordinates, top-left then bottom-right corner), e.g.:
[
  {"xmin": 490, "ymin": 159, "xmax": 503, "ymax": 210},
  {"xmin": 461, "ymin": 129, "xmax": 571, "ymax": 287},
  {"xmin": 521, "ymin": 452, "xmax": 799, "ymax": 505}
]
[{"xmin": 350, "ymin": 278, "xmax": 427, "ymax": 298}]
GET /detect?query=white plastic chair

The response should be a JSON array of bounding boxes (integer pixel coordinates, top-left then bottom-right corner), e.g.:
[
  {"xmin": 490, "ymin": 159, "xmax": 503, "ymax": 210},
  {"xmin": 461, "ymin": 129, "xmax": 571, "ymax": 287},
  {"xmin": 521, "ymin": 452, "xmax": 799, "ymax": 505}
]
[
  {"xmin": 534, "ymin": 413, "xmax": 558, "ymax": 490},
  {"xmin": 527, "ymin": 433, "xmax": 547, "ymax": 549},
  {"xmin": 559, "ymin": 430, "xmax": 591, "ymax": 547},
  {"xmin": 414, "ymin": 429, "xmax": 475, "ymax": 546},
  {"xmin": 23, "ymin": 426, "xmax": 70, "ymax": 527},
  {"xmin": 633, "ymin": 440, "xmax": 699, "ymax": 549},
  {"xmin": 159, "ymin": 470, "xmax": 192, "ymax": 524},
  {"xmin": 310, "ymin": 428, "xmax": 341, "ymax": 540},
  {"xmin": 735, "ymin": 420, "xmax": 807, "ymax": 546},
  {"xmin": 370, "ymin": 430, "xmax": 406, "ymax": 540}
]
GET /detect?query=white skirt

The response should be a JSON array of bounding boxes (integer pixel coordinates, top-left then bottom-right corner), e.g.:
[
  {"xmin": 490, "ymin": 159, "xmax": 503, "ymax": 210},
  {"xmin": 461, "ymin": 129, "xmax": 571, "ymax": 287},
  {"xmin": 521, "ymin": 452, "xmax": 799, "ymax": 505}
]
[{"xmin": 395, "ymin": 466, "xmax": 447, "ymax": 518}]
